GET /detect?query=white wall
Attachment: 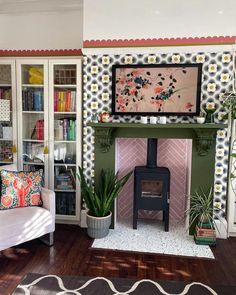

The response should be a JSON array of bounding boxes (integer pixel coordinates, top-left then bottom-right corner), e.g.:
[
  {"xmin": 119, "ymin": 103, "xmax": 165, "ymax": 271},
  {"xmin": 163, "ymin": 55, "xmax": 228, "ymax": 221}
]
[
  {"xmin": 0, "ymin": 11, "xmax": 83, "ymax": 50},
  {"xmin": 84, "ymin": 0, "xmax": 236, "ymax": 41}
]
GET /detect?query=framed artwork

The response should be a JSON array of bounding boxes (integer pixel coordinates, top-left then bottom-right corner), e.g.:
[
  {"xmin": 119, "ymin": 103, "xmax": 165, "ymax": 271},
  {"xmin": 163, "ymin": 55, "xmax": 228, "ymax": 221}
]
[{"xmin": 111, "ymin": 63, "xmax": 202, "ymax": 116}]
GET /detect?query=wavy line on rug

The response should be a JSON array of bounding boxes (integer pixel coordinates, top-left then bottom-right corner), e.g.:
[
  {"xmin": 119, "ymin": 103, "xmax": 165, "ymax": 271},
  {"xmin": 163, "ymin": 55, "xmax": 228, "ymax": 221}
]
[{"xmin": 17, "ymin": 275, "xmax": 218, "ymax": 295}]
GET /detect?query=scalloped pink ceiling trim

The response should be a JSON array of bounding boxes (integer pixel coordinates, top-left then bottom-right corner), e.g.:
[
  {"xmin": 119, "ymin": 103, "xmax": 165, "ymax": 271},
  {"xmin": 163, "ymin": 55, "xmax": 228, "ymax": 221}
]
[
  {"xmin": 0, "ymin": 49, "xmax": 83, "ymax": 57},
  {"xmin": 83, "ymin": 36, "xmax": 236, "ymax": 48}
]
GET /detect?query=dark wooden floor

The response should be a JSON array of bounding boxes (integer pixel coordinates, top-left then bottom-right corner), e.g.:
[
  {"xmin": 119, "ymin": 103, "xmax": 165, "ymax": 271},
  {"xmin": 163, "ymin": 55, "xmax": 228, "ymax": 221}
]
[{"xmin": 1, "ymin": 224, "xmax": 236, "ymax": 294}]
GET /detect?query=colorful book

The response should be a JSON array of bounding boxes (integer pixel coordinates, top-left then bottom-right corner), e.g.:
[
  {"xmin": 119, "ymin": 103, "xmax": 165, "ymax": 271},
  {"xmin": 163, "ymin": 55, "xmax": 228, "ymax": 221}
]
[
  {"xmin": 194, "ymin": 235, "xmax": 216, "ymax": 242},
  {"xmin": 196, "ymin": 226, "xmax": 216, "ymax": 237}
]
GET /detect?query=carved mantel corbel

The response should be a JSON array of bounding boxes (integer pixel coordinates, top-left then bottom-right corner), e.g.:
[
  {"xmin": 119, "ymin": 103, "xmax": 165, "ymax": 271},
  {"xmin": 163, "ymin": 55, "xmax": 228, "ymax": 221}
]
[
  {"xmin": 94, "ymin": 127, "xmax": 115, "ymax": 153},
  {"xmin": 193, "ymin": 128, "xmax": 217, "ymax": 156}
]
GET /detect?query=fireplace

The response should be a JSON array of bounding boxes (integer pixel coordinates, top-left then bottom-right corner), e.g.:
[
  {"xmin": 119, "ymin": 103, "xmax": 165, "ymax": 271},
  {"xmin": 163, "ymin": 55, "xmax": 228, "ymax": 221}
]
[
  {"xmin": 133, "ymin": 138, "xmax": 170, "ymax": 231},
  {"xmin": 89, "ymin": 122, "xmax": 227, "ymax": 229}
]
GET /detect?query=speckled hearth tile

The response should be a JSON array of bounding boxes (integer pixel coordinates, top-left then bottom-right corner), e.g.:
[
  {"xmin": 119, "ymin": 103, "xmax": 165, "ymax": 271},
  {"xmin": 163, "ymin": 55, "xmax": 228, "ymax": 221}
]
[{"xmin": 92, "ymin": 220, "xmax": 215, "ymax": 259}]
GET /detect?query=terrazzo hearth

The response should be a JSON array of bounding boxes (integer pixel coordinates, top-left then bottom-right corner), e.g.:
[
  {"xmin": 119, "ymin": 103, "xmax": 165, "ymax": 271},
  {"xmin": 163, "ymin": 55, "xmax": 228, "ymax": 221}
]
[{"xmin": 91, "ymin": 219, "xmax": 215, "ymax": 259}]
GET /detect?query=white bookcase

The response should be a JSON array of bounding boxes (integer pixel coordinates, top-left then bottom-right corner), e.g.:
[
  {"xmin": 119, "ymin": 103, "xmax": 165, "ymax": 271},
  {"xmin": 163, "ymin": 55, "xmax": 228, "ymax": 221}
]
[
  {"xmin": 49, "ymin": 59, "xmax": 82, "ymax": 223},
  {"xmin": 16, "ymin": 58, "xmax": 82, "ymax": 224},
  {"xmin": 0, "ymin": 60, "xmax": 17, "ymax": 167},
  {"xmin": 16, "ymin": 59, "xmax": 49, "ymax": 187}
]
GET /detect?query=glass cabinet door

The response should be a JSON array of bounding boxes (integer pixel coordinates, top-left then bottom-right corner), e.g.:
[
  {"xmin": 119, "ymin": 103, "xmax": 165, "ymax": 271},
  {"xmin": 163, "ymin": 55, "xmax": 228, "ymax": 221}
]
[
  {"xmin": 49, "ymin": 60, "xmax": 82, "ymax": 222},
  {"xmin": 17, "ymin": 60, "xmax": 49, "ymax": 186},
  {"xmin": 0, "ymin": 61, "xmax": 17, "ymax": 166}
]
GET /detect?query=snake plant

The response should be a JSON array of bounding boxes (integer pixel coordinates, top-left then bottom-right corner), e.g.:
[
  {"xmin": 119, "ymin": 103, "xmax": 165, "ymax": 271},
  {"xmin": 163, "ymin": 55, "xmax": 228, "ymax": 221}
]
[{"xmin": 78, "ymin": 167, "xmax": 132, "ymax": 217}]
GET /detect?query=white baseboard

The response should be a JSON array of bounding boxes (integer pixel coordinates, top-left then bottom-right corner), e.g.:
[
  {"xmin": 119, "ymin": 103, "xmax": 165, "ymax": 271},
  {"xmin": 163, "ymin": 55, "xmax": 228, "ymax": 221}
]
[{"xmin": 215, "ymin": 218, "xmax": 228, "ymax": 239}]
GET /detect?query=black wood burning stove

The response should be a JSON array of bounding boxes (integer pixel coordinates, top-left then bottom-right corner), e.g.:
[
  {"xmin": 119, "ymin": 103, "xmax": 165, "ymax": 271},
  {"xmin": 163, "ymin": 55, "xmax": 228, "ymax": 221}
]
[{"xmin": 133, "ymin": 138, "xmax": 170, "ymax": 231}]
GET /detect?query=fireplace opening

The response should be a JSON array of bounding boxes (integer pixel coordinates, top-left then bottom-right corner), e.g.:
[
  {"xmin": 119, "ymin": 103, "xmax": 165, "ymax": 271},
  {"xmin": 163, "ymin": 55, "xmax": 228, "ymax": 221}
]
[
  {"xmin": 133, "ymin": 138, "xmax": 170, "ymax": 231},
  {"xmin": 116, "ymin": 138, "xmax": 192, "ymax": 228}
]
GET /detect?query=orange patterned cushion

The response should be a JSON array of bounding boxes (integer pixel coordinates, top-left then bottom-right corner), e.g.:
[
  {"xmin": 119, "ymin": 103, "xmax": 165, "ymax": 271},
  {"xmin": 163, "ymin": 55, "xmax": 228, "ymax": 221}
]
[{"xmin": 0, "ymin": 169, "xmax": 43, "ymax": 210}]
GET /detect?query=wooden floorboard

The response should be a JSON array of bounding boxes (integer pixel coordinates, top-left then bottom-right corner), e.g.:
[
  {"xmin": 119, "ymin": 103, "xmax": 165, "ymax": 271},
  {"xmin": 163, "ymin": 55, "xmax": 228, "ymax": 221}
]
[{"xmin": 0, "ymin": 224, "xmax": 236, "ymax": 294}]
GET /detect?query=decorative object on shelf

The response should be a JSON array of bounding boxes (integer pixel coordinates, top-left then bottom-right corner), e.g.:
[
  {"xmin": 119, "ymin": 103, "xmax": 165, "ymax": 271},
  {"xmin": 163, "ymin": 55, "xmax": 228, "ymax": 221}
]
[
  {"xmin": 29, "ymin": 67, "xmax": 43, "ymax": 84},
  {"xmin": 99, "ymin": 108, "xmax": 110, "ymax": 123},
  {"xmin": 196, "ymin": 111, "xmax": 206, "ymax": 124},
  {"xmin": 77, "ymin": 167, "xmax": 132, "ymax": 238},
  {"xmin": 185, "ymin": 187, "xmax": 224, "ymax": 245},
  {"xmin": 112, "ymin": 63, "xmax": 202, "ymax": 116},
  {"xmin": 149, "ymin": 116, "xmax": 157, "ymax": 124},
  {"xmin": 0, "ymin": 99, "xmax": 10, "ymax": 122},
  {"xmin": 159, "ymin": 116, "xmax": 167, "ymax": 124},
  {"xmin": 204, "ymin": 102, "xmax": 216, "ymax": 123},
  {"xmin": 2, "ymin": 126, "xmax": 12, "ymax": 140},
  {"xmin": 91, "ymin": 113, "xmax": 99, "ymax": 123},
  {"xmin": 43, "ymin": 141, "xmax": 49, "ymax": 155},
  {"xmin": 12, "ymin": 144, "xmax": 17, "ymax": 154},
  {"xmin": 140, "ymin": 116, "xmax": 148, "ymax": 124}
]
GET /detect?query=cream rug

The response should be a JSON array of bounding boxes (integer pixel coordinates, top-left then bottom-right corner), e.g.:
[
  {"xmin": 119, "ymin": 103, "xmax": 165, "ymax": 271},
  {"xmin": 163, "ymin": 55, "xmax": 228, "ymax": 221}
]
[{"xmin": 92, "ymin": 219, "xmax": 215, "ymax": 259}]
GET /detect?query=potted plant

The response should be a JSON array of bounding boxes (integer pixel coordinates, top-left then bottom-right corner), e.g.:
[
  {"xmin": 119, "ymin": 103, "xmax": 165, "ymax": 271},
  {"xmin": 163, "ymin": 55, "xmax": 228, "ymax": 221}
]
[
  {"xmin": 185, "ymin": 187, "xmax": 223, "ymax": 245},
  {"xmin": 196, "ymin": 111, "xmax": 205, "ymax": 124},
  {"xmin": 78, "ymin": 167, "xmax": 132, "ymax": 239},
  {"xmin": 204, "ymin": 102, "xmax": 216, "ymax": 124}
]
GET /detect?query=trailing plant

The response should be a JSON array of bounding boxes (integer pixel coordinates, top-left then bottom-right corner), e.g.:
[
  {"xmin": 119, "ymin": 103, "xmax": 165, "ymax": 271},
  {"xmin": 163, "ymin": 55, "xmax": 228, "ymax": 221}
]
[
  {"xmin": 185, "ymin": 187, "xmax": 224, "ymax": 231},
  {"xmin": 78, "ymin": 167, "xmax": 132, "ymax": 217}
]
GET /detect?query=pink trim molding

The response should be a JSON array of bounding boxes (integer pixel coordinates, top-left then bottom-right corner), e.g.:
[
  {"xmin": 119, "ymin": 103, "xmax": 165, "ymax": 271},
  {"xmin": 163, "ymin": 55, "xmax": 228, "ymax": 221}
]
[
  {"xmin": 0, "ymin": 49, "xmax": 83, "ymax": 57},
  {"xmin": 83, "ymin": 36, "xmax": 235, "ymax": 48}
]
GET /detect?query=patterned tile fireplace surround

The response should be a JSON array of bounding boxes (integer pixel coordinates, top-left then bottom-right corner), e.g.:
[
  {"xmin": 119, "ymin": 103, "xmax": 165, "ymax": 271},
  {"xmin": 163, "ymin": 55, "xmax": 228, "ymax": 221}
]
[{"xmin": 83, "ymin": 50, "xmax": 233, "ymax": 222}]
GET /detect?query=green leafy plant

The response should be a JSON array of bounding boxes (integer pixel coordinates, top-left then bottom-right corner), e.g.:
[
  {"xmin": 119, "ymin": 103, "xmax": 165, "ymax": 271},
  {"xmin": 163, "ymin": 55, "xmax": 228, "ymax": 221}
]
[
  {"xmin": 78, "ymin": 167, "xmax": 132, "ymax": 217},
  {"xmin": 222, "ymin": 92, "xmax": 236, "ymax": 120},
  {"xmin": 185, "ymin": 187, "xmax": 223, "ymax": 231}
]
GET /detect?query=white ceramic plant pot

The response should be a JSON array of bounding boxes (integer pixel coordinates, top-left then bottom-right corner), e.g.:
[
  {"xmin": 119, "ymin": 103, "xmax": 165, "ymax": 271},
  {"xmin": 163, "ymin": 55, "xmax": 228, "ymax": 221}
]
[
  {"xmin": 196, "ymin": 117, "xmax": 205, "ymax": 124},
  {"xmin": 86, "ymin": 211, "xmax": 112, "ymax": 239}
]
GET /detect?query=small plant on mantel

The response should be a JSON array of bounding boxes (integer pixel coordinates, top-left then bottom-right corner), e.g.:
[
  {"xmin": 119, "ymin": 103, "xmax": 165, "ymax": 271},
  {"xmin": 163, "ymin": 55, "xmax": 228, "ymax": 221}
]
[{"xmin": 185, "ymin": 187, "xmax": 224, "ymax": 245}]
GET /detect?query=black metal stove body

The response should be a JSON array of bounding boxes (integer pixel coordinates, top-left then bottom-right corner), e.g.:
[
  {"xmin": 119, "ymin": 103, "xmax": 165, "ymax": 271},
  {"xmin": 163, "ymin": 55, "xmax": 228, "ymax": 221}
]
[{"xmin": 133, "ymin": 138, "xmax": 170, "ymax": 231}]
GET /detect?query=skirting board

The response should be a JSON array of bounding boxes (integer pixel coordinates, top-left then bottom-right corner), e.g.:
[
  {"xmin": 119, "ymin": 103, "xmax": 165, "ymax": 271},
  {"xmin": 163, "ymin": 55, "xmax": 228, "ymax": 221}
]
[{"xmin": 216, "ymin": 218, "xmax": 227, "ymax": 239}]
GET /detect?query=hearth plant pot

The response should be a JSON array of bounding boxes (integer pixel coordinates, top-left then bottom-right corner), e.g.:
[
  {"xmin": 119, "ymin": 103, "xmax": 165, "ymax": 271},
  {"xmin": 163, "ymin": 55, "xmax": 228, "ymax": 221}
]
[
  {"xmin": 86, "ymin": 211, "xmax": 112, "ymax": 239},
  {"xmin": 78, "ymin": 167, "xmax": 132, "ymax": 239}
]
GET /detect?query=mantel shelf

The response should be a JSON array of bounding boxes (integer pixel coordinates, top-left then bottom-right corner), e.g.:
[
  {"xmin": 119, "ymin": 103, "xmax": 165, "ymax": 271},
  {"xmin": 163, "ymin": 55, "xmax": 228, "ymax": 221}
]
[
  {"xmin": 88, "ymin": 122, "xmax": 227, "ymax": 129},
  {"xmin": 88, "ymin": 122, "xmax": 228, "ymax": 156}
]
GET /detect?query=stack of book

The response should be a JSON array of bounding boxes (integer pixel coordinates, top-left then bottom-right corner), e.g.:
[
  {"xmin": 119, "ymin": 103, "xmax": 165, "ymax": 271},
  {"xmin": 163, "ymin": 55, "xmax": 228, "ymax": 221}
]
[
  {"xmin": 22, "ymin": 89, "xmax": 44, "ymax": 111},
  {"xmin": 194, "ymin": 223, "xmax": 216, "ymax": 246},
  {"xmin": 54, "ymin": 90, "xmax": 76, "ymax": 112},
  {"xmin": 55, "ymin": 173, "xmax": 74, "ymax": 190}
]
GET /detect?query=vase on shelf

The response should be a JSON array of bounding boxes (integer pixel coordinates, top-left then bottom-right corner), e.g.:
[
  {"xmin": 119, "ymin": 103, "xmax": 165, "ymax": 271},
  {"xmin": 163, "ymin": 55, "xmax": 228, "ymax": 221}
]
[{"xmin": 205, "ymin": 109, "xmax": 216, "ymax": 124}]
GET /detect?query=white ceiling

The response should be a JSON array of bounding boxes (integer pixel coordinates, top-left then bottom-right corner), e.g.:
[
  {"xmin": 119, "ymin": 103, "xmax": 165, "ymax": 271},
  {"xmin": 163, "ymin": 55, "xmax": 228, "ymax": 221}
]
[{"xmin": 0, "ymin": 0, "xmax": 83, "ymax": 14}]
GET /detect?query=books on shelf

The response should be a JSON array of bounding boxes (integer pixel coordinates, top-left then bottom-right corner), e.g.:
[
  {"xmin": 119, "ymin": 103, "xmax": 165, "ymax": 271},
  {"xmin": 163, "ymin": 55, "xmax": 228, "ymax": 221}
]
[
  {"xmin": 54, "ymin": 90, "xmax": 76, "ymax": 112},
  {"xmin": 56, "ymin": 192, "xmax": 76, "ymax": 216},
  {"xmin": 0, "ymin": 88, "xmax": 11, "ymax": 100},
  {"xmin": 22, "ymin": 89, "xmax": 44, "ymax": 111},
  {"xmin": 31, "ymin": 120, "xmax": 44, "ymax": 140},
  {"xmin": 54, "ymin": 118, "xmax": 76, "ymax": 141},
  {"xmin": 55, "ymin": 170, "xmax": 76, "ymax": 190}
]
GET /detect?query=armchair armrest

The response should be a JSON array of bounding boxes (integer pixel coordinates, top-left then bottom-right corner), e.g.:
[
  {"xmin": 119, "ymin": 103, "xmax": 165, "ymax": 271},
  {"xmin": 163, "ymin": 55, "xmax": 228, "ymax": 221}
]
[{"xmin": 41, "ymin": 187, "xmax": 55, "ymax": 221}]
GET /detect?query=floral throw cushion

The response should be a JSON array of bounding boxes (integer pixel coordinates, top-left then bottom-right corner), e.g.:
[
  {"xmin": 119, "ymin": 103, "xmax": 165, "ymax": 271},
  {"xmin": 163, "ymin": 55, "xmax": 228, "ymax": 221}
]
[{"xmin": 0, "ymin": 169, "xmax": 43, "ymax": 210}]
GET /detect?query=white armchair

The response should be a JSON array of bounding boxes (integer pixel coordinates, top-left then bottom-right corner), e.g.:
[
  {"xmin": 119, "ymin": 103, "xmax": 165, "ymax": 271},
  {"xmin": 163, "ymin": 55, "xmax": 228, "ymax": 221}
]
[{"xmin": 0, "ymin": 164, "xmax": 55, "ymax": 251}]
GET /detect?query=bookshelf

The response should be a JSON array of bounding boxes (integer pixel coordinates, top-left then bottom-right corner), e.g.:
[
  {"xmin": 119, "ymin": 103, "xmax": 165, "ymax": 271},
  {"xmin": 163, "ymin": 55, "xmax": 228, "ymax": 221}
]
[
  {"xmin": 17, "ymin": 59, "xmax": 49, "ymax": 187},
  {"xmin": 49, "ymin": 60, "xmax": 82, "ymax": 224},
  {"xmin": 16, "ymin": 58, "xmax": 82, "ymax": 224},
  {"xmin": 0, "ymin": 60, "xmax": 17, "ymax": 166}
]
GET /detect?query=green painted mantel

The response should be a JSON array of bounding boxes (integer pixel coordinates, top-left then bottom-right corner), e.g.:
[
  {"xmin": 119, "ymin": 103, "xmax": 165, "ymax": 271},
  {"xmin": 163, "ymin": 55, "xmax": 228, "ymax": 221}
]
[
  {"xmin": 88, "ymin": 122, "xmax": 227, "ymax": 228},
  {"xmin": 88, "ymin": 122, "xmax": 227, "ymax": 156}
]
